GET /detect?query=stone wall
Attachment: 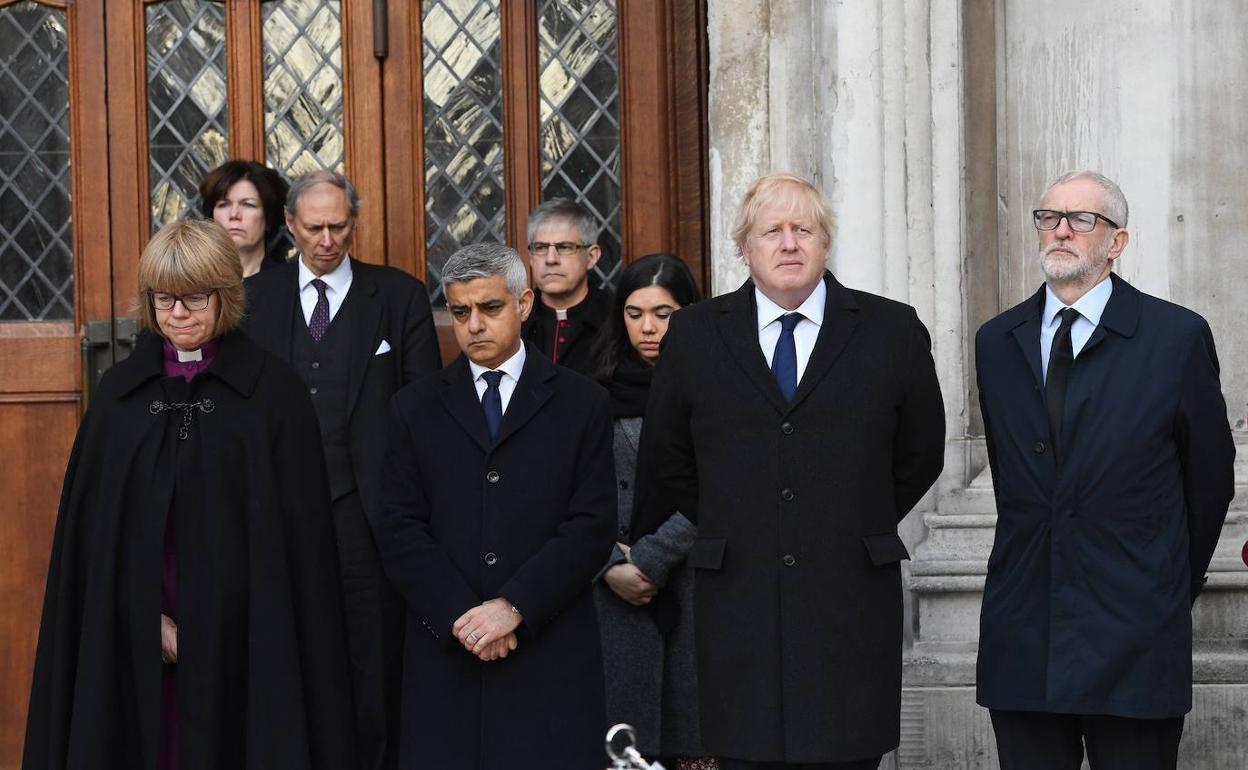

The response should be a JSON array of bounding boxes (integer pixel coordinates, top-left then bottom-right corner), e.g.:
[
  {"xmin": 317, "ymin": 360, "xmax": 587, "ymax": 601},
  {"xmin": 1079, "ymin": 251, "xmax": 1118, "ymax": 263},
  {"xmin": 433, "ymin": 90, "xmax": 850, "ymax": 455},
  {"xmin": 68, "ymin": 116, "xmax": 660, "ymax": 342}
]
[{"xmin": 705, "ymin": 1, "xmax": 1248, "ymax": 767}]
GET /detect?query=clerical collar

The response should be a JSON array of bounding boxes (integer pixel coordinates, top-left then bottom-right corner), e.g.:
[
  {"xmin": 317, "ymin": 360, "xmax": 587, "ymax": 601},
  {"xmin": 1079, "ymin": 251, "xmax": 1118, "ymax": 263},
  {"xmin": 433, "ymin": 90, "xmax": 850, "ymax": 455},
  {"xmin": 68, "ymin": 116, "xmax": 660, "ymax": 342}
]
[
  {"xmin": 555, "ymin": 308, "xmax": 569, "ymax": 321},
  {"xmin": 176, "ymin": 348, "xmax": 203, "ymax": 362}
]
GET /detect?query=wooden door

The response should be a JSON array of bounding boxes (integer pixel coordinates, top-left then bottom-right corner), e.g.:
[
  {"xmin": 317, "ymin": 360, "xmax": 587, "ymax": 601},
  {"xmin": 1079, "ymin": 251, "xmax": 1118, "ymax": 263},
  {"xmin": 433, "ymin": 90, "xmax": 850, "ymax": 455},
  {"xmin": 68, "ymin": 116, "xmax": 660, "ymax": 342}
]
[{"xmin": 0, "ymin": 0, "xmax": 111, "ymax": 764}]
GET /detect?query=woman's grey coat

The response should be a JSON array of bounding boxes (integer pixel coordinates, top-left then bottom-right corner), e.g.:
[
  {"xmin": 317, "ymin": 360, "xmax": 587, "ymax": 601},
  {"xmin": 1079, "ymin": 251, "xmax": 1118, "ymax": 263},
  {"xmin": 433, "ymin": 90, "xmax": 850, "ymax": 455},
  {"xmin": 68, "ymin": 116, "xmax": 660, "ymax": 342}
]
[{"xmin": 594, "ymin": 416, "xmax": 704, "ymax": 758}]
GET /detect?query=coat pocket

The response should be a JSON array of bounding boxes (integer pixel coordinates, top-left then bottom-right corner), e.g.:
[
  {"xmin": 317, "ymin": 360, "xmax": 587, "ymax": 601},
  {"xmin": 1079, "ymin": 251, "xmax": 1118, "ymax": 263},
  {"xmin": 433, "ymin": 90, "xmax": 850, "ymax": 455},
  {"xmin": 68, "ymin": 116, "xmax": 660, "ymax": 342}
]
[
  {"xmin": 862, "ymin": 532, "xmax": 910, "ymax": 566},
  {"xmin": 687, "ymin": 536, "xmax": 726, "ymax": 570}
]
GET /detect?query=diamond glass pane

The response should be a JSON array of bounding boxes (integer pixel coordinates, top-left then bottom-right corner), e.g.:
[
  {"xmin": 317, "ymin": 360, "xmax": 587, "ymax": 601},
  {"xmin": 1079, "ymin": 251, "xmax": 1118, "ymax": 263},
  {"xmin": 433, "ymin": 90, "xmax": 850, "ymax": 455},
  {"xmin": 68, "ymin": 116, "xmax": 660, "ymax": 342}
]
[
  {"xmin": 421, "ymin": 0, "xmax": 505, "ymax": 306},
  {"xmin": 0, "ymin": 1, "xmax": 72, "ymax": 321},
  {"xmin": 538, "ymin": 0, "xmax": 620, "ymax": 290},
  {"xmin": 145, "ymin": 0, "xmax": 228, "ymax": 233},
  {"xmin": 263, "ymin": 0, "xmax": 344, "ymax": 177}
]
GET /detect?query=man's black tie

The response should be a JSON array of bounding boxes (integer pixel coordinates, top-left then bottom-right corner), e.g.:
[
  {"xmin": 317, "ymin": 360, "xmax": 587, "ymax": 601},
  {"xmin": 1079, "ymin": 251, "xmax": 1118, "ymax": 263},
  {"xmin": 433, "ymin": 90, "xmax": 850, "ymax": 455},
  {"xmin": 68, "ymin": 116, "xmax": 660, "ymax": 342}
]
[
  {"xmin": 1045, "ymin": 307, "xmax": 1079, "ymax": 456},
  {"xmin": 481, "ymin": 370, "xmax": 504, "ymax": 439}
]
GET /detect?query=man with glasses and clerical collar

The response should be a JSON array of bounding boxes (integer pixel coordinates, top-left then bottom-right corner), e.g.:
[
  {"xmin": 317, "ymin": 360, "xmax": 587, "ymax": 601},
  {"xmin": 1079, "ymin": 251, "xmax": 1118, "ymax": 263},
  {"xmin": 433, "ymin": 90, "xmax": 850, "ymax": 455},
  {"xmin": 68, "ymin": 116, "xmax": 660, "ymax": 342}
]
[
  {"xmin": 974, "ymin": 170, "xmax": 1235, "ymax": 770},
  {"xmin": 520, "ymin": 197, "xmax": 614, "ymax": 376}
]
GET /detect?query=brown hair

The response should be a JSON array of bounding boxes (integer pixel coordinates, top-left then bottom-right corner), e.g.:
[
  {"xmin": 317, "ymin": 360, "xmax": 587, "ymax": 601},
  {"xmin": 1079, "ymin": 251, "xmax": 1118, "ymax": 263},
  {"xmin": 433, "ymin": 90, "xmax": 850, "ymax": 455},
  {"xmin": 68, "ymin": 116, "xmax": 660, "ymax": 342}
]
[
  {"xmin": 198, "ymin": 160, "xmax": 290, "ymax": 236},
  {"xmin": 136, "ymin": 220, "xmax": 246, "ymax": 337},
  {"xmin": 731, "ymin": 172, "xmax": 837, "ymax": 256}
]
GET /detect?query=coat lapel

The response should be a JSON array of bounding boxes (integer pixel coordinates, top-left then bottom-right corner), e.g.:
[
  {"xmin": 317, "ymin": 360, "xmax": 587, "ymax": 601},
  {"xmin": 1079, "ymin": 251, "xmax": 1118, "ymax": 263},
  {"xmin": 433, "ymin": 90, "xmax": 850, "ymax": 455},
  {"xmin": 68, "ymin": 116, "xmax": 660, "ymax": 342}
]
[
  {"xmin": 343, "ymin": 260, "xmax": 384, "ymax": 419},
  {"xmin": 439, "ymin": 357, "xmax": 493, "ymax": 453},
  {"xmin": 493, "ymin": 345, "xmax": 555, "ymax": 448},
  {"xmin": 1008, "ymin": 286, "xmax": 1047, "ymax": 390},
  {"xmin": 789, "ymin": 273, "xmax": 860, "ymax": 411},
  {"xmin": 716, "ymin": 281, "xmax": 790, "ymax": 415},
  {"xmin": 1079, "ymin": 272, "xmax": 1140, "ymax": 357}
]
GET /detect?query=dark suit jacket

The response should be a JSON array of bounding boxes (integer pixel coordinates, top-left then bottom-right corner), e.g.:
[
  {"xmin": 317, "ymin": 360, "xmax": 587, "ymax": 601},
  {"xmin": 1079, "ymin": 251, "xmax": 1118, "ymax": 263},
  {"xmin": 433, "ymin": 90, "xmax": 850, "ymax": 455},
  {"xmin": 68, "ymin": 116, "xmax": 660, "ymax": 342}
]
[
  {"xmin": 633, "ymin": 273, "xmax": 946, "ymax": 763},
  {"xmin": 242, "ymin": 258, "xmax": 441, "ymax": 514},
  {"xmin": 975, "ymin": 273, "xmax": 1235, "ymax": 719},
  {"xmin": 372, "ymin": 346, "xmax": 616, "ymax": 770}
]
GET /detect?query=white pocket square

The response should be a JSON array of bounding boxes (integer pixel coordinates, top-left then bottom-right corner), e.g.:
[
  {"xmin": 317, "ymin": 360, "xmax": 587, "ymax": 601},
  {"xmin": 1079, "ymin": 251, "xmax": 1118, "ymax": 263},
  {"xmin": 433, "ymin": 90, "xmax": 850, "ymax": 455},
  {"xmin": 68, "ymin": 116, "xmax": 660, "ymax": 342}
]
[{"xmin": 375, "ymin": 340, "xmax": 392, "ymax": 355}]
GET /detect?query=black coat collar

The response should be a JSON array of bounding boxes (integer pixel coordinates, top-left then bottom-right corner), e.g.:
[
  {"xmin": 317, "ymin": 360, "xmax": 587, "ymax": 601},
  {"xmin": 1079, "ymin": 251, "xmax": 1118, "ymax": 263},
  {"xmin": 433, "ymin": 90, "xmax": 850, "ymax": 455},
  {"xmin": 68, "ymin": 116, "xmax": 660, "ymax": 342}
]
[
  {"xmin": 113, "ymin": 329, "xmax": 265, "ymax": 398},
  {"xmin": 717, "ymin": 271, "xmax": 860, "ymax": 415},
  {"xmin": 439, "ymin": 342, "xmax": 558, "ymax": 452},
  {"xmin": 1005, "ymin": 273, "xmax": 1140, "ymax": 388}
]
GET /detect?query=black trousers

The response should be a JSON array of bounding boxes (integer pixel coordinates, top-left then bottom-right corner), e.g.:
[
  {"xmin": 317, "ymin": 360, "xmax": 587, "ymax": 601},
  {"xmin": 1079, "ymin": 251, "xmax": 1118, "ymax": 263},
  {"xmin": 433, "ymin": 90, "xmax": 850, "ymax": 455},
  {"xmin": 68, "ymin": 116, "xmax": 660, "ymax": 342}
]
[
  {"xmin": 718, "ymin": 757, "xmax": 881, "ymax": 770},
  {"xmin": 990, "ymin": 709, "xmax": 1185, "ymax": 770},
  {"xmin": 332, "ymin": 491, "xmax": 406, "ymax": 770}
]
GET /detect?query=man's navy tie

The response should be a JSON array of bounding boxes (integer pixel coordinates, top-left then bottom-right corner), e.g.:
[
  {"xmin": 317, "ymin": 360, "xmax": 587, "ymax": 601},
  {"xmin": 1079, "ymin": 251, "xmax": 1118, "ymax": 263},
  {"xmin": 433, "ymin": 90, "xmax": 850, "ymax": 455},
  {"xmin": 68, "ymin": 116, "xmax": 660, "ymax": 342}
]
[
  {"xmin": 481, "ymin": 370, "xmax": 504, "ymax": 439},
  {"xmin": 1045, "ymin": 307, "xmax": 1079, "ymax": 457},
  {"xmin": 309, "ymin": 278, "xmax": 330, "ymax": 342},
  {"xmin": 772, "ymin": 312, "xmax": 802, "ymax": 401}
]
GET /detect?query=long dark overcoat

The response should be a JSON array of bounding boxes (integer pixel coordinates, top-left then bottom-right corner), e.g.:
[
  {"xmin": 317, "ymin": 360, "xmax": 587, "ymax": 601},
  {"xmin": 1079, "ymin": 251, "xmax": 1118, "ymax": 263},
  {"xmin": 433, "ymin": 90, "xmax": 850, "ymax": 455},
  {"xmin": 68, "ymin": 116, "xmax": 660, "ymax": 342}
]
[
  {"xmin": 371, "ymin": 346, "xmax": 617, "ymax": 770},
  {"xmin": 975, "ymin": 274, "xmax": 1235, "ymax": 718},
  {"xmin": 22, "ymin": 330, "xmax": 356, "ymax": 770},
  {"xmin": 633, "ymin": 273, "xmax": 946, "ymax": 763}
]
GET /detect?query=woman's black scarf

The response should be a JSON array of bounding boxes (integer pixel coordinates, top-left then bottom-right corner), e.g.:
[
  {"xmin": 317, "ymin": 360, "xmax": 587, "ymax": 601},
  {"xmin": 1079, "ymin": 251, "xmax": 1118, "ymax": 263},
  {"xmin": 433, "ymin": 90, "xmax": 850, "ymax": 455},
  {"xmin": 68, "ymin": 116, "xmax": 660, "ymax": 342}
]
[{"xmin": 606, "ymin": 357, "xmax": 654, "ymax": 419}]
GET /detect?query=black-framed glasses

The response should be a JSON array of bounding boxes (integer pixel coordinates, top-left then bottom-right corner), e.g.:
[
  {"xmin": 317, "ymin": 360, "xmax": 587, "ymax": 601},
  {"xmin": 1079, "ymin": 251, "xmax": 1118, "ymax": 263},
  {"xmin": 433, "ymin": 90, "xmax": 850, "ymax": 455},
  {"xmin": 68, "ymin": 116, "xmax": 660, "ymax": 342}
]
[
  {"xmin": 527, "ymin": 241, "xmax": 586, "ymax": 257},
  {"xmin": 1032, "ymin": 209, "xmax": 1120, "ymax": 233},
  {"xmin": 150, "ymin": 289, "xmax": 215, "ymax": 311}
]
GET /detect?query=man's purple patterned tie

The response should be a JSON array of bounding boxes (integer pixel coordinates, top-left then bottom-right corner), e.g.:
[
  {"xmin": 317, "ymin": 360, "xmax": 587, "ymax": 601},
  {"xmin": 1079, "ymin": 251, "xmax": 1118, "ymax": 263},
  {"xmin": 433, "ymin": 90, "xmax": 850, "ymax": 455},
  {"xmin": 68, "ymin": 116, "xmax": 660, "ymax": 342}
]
[{"xmin": 309, "ymin": 279, "xmax": 330, "ymax": 342}]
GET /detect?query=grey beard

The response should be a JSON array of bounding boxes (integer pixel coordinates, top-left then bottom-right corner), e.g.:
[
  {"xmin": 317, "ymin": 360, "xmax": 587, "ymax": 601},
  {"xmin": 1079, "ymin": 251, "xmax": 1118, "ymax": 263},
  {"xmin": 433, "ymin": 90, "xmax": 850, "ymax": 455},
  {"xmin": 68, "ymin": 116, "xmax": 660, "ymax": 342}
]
[{"xmin": 1039, "ymin": 241, "xmax": 1109, "ymax": 286}]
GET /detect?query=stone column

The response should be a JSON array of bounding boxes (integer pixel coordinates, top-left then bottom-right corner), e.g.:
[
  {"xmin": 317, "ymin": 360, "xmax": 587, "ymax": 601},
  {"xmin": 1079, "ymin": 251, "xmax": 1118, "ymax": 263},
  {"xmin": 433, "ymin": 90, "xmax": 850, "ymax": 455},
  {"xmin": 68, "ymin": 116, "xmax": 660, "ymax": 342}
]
[{"xmin": 706, "ymin": 1, "xmax": 1248, "ymax": 767}]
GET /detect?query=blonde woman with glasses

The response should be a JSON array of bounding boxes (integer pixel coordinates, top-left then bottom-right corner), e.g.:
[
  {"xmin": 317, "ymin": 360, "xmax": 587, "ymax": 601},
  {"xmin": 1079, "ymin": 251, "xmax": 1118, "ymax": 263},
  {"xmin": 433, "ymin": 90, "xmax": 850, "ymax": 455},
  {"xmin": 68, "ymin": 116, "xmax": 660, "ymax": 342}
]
[{"xmin": 23, "ymin": 219, "xmax": 356, "ymax": 770}]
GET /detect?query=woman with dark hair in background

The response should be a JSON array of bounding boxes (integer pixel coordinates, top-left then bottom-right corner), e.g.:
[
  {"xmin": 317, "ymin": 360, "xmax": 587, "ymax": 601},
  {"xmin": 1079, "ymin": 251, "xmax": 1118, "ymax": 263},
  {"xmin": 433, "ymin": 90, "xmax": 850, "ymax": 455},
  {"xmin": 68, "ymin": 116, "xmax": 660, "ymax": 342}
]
[
  {"xmin": 592, "ymin": 253, "xmax": 715, "ymax": 769},
  {"xmin": 198, "ymin": 160, "xmax": 290, "ymax": 277},
  {"xmin": 22, "ymin": 220, "xmax": 355, "ymax": 770}
]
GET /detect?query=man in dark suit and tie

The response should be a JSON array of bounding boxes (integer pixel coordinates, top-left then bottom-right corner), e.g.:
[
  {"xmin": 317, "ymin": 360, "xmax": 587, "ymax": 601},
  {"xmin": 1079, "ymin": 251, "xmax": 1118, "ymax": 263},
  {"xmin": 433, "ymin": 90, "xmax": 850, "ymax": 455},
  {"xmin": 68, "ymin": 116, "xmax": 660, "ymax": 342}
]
[
  {"xmin": 371, "ymin": 242, "xmax": 616, "ymax": 769},
  {"xmin": 242, "ymin": 170, "xmax": 441, "ymax": 770},
  {"xmin": 633, "ymin": 172, "xmax": 946, "ymax": 768},
  {"xmin": 975, "ymin": 170, "xmax": 1236, "ymax": 770}
]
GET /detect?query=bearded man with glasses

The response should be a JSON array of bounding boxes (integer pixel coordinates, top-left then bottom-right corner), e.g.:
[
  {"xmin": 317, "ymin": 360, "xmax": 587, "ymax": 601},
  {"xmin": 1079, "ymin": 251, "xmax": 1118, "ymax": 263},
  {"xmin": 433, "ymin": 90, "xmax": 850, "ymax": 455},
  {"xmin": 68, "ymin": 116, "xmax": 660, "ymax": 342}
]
[
  {"xmin": 520, "ymin": 197, "xmax": 614, "ymax": 377},
  {"xmin": 974, "ymin": 170, "xmax": 1235, "ymax": 769}
]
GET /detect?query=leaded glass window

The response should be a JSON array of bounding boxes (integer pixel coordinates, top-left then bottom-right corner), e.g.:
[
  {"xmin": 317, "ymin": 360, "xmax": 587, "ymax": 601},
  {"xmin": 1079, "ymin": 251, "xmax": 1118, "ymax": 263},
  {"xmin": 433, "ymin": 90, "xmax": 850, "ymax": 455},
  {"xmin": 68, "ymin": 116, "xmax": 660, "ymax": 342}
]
[
  {"xmin": 263, "ymin": 0, "xmax": 345, "ymax": 177},
  {"xmin": 420, "ymin": 0, "xmax": 506, "ymax": 306},
  {"xmin": 145, "ymin": 0, "xmax": 228, "ymax": 232},
  {"xmin": 0, "ymin": 1, "xmax": 72, "ymax": 321},
  {"xmin": 538, "ymin": 0, "xmax": 621, "ymax": 289}
]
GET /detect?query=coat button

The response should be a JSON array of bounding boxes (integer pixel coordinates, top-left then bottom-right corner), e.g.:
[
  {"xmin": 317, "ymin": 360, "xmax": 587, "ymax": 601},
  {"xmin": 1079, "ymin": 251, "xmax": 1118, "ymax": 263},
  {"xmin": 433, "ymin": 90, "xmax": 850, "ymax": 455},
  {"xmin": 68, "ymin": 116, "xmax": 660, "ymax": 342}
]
[
  {"xmin": 619, "ymin": 480, "xmax": 629, "ymax": 490},
  {"xmin": 309, "ymin": 387, "xmax": 318, "ymax": 395},
  {"xmin": 1032, "ymin": 442, "xmax": 1046, "ymax": 454},
  {"xmin": 311, "ymin": 361, "xmax": 320, "ymax": 369},
  {"xmin": 782, "ymin": 554, "xmax": 796, "ymax": 567},
  {"xmin": 618, "ymin": 526, "xmax": 629, "ymax": 538},
  {"xmin": 486, "ymin": 470, "xmax": 500, "ymax": 483},
  {"xmin": 485, "ymin": 552, "xmax": 498, "ymax": 565},
  {"xmin": 781, "ymin": 422, "xmax": 794, "ymax": 435},
  {"xmin": 781, "ymin": 488, "xmax": 795, "ymax": 502}
]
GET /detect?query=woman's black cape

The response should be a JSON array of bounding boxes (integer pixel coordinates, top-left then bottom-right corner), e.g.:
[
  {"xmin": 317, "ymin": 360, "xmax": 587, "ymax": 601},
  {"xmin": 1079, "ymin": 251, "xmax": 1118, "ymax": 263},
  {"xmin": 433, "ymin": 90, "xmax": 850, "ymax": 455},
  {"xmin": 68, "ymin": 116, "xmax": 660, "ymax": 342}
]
[{"xmin": 22, "ymin": 330, "xmax": 356, "ymax": 770}]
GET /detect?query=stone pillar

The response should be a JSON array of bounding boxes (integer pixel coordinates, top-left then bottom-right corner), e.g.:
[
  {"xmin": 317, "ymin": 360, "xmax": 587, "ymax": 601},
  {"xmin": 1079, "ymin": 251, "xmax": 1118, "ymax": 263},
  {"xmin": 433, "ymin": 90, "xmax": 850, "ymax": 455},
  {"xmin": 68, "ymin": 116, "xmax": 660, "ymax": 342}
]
[{"xmin": 705, "ymin": 1, "xmax": 1248, "ymax": 767}]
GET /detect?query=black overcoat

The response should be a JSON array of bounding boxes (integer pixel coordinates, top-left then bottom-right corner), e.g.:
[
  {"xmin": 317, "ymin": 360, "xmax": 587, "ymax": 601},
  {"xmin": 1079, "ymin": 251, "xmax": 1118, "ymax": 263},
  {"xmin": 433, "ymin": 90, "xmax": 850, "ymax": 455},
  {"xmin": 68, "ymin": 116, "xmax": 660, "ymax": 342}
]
[
  {"xmin": 242, "ymin": 258, "xmax": 442, "ymax": 514},
  {"xmin": 372, "ymin": 346, "xmax": 617, "ymax": 769},
  {"xmin": 633, "ymin": 273, "xmax": 946, "ymax": 763},
  {"xmin": 975, "ymin": 274, "xmax": 1236, "ymax": 718},
  {"xmin": 22, "ymin": 330, "xmax": 356, "ymax": 770}
]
